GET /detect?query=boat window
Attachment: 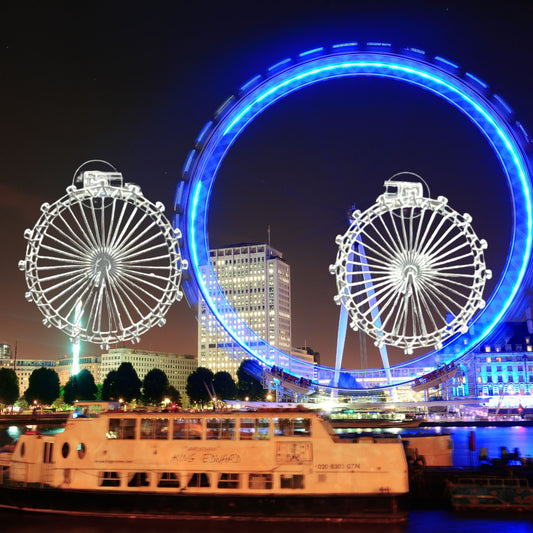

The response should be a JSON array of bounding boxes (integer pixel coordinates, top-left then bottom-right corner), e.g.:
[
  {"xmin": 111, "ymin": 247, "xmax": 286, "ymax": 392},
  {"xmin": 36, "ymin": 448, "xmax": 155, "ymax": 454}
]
[
  {"xmin": 123, "ymin": 419, "xmax": 136, "ymax": 439},
  {"xmin": 61, "ymin": 442, "xmax": 70, "ymax": 458},
  {"xmin": 107, "ymin": 418, "xmax": 122, "ymax": 439},
  {"xmin": 43, "ymin": 442, "xmax": 53, "ymax": 464},
  {"xmin": 274, "ymin": 418, "xmax": 311, "ymax": 437},
  {"xmin": 218, "ymin": 473, "xmax": 240, "ymax": 489},
  {"xmin": 77, "ymin": 443, "xmax": 86, "ymax": 459},
  {"xmin": 100, "ymin": 471, "xmax": 120, "ymax": 487},
  {"xmin": 158, "ymin": 472, "xmax": 180, "ymax": 487},
  {"xmin": 239, "ymin": 418, "xmax": 271, "ymax": 440},
  {"xmin": 107, "ymin": 418, "xmax": 136, "ymax": 439},
  {"xmin": 187, "ymin": 472, "xmax": 210, "ymax": 488},
  {"xmin": 154, "ymin": 418, "xmax": 169, "ymax": 440},
  {"xmin": 20, "ymin": 442, "xmax": 25, "ymax": 457},
  {"xmin": 293, "ymin": 418, "xmax": 311, "ymax": 436},
  {"xmin": 141, "ymin": 418, "xmax": 155, "ymax": 439},
  {"xmin": 249, "ymin": 473, "xmax": 273, "ymax": 490},
  {"xmin": 128, "ymin": 472, "xmax": 150, "ymax": 487},
  {"xmin": 173, "ymin": 418, "xmax": 203, "ymax": 440},
  {"xmin": 280, "ymin": 474, "xmax": 304, "ymax": 489},
  {"xmin": 206, "ymin": 418, "xmax": 236, "ymax": 440}
]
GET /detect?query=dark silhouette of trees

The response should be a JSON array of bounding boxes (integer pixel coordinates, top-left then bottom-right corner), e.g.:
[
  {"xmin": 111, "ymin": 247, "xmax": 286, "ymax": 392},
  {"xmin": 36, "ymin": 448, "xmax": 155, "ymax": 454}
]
[
  {"xmin": 63, "ymin": 369, "xmax": 98, "ymax": 405},
  {"xmin": 213, "ymin": 371, "xmax": 237, "ymax": 400},
  {"xmin": 101, "ymin": 363, "xmax": 142, "ymax": 403},
  {"xmin": 25, "ymin": 367, "xmax": 60, "ymax": 406},
  {"xmin": 0, "ymin": 368, "xmax": 19, "ymax": 406},
  {"xmin": 101, "ymin": 370, "xmax": 118, "ymax": 401},
  {"xmin": 164, "ymin": 384, "xmax": 182, "ymax": 407},
  {"xmin": 237, "ymin": 360, "xmax": 265, "ymax": 400},
  {"xmin": 186, "ymin": 367, "xmax": 214, "ymax": 407},
  {"xmin": 142, "ymin": 368, "xmax": 169, "ymax": 405}
]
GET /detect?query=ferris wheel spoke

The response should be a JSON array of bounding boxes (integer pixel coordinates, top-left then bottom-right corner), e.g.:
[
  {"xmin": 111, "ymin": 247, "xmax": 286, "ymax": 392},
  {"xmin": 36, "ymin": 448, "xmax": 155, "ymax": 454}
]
[
  {"xmin": 107, "ymin": 277, "xmax": 140, "ymax": 328},
  {"xmin": 119, "ymin": 267, "xmax": 172, "ymax": 285},
  {"xmin": 427, "ymin": 246, "xmax": 472, "ymax": 271},
  {"xmin": 414, "ymin": 287, "xmax": 439, "ymax": 335},
  {"xmin": 417, "ymin": 282, "xmax": 448, "ymax": 328},
  {"xmin": 65, "ymin": 202, "xmax": 99, "ymax": 251},
  {"xmin": 430, "ymin": 276, "xmax": 476, "ymax": 295},
  {"xmin": 422, "ymin": 281, "xmax": 464, "ymax": 312},
  {"xmin": 114, "ymin": 214, "xmax": 158, "ymax": 254},
  {"xmin": 114, "ymin": 226, "xmax": 161, "ymax": 260},
  {"xmin": 352, "ymin": 236, "xmax": 398, "ymax": 267},
  {"xmin": 106, "ymin": 199, "xmax": 130, "ymax": 250},
  {"xmin": 109, "ymin": 206, "xmax": 140, "ymax": 252},
  {"xmin": 388, "ymin": 208, "xmax": 409, "ymax": 256},
  {"xmin": 118, "ymin": 242, "xmax": 169, "ymax": 262},
  {"xmin": 427, "ymin": 250, "xmax": 475, "ymax": 270},
  {"xmin": 412, "ymin": 207, "xmax": 427, "ymax": 254},
  {"xmin": 345, "ymin": 258, "xmax": 392, "ymax": 273},
  {"xmin": 372, "ymin": 284, "xmax": 404, "ymax": 331},
  {"xmin": 347, "ymin": 275, "xmax": 397, "ymax": 300},
  {"xmin": 363, "ymin": 216, "xmax": 403, "ymax": 260},
  {"xmin": 114, "ymin": 275, "xmax": 159, "ymax": 313},
  {"xmin": 49, "ymin": 214, "xmax": 94, "ymax": 255},
  {"xmin": 42, "ymin": 270, "xmax": 87, "ymax": 299},
  {"xmin": 76, "ymin": 199, "xmax": 104, "ymax": 252},
  {"xmin": 425, "ymin": 229, "xmax": 468, "ymax": 263},
  {"xmin": 37, "ymin": 268, "xmax": 86, "ymax": 285},
  {"xmin": 121, "ymin": 271, "xmax": 167, "ymax": 295},
  {"xmin": 40, "ymin": 242, "xmax": 88, "ymax": 262},
  {"xmin": 42, "ymin": 231, "xmax": 90, "ymax": 259},
  {"xmin": 124, "ymin": 264, "xmax": 173, "ymax": 272},
  {"xmin": 417, "ymin": 214, "xmax": 453, "ymax": 258},
  {"xmin": 411, "ymin": 287, "xmax": 431, "ymax": 338},
  {"xmin": 413, "ymin": 206, "xmax": 440, "ymax": 255},
  {"xmin": 360, "ymin": 278, "xmax": 401, "ymax": 319},
  {"xmin": 50, "ymin": 276, "xmax": 94, "ymax": 314},
  {"xmin": 375, "ymin": 211, "xmax": 406, "ymax": 258},
  {"xmin": 88, "ymin": 198, "xmax": 104, "ymax": 250}
]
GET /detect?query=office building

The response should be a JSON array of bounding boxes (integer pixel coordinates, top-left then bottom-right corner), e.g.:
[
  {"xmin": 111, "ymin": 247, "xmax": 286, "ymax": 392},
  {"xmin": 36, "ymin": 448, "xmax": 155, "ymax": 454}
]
[{"xmin": 198, "ymin": 243, "xmax": 291, "ymax": 378}]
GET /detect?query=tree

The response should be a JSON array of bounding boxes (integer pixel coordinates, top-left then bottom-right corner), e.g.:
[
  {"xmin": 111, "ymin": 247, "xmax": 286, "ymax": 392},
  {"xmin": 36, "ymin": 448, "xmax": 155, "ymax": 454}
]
[
  {"xmin": 0, "ymin": 368, "xmax": 19, "ymax": 406},
  {"xmin": 142, "ymin": 368, "xmax": 169, "ymax": 405},
  {"xmin": 237, "ymin": 360, "xmax": 265, "ymax": 401},
  {"xmin": 63, "ymin": 369, "xmax": 98, "ymax": 405},
  {"xmin": 164, "ymin": 385, "xmax": 182, "ymax": 407},
  {"xmin": 186, "ymin": 367, "xmax": 214, "ymax": 407},
  {"xmin": 25, "ymin": 367, "xmax": 60, "ymax": 405},
  {"xmin": 101, "ymin": 370, "xmax": 118, "ymax": 401},
  {"xmin": 102, "ymin": 363, "xmax": 142, "ymax": 403},
  {"xmin": 213, "ymin": 371, "xmax": 237, "ymax": 400}
]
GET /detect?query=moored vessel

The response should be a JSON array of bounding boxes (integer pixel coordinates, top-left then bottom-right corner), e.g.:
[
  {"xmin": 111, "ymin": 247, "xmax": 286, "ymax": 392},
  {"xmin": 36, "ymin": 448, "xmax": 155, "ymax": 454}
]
[{"xmin": 0, "ymin": 402, "xmax": 409, "ymax": 521}]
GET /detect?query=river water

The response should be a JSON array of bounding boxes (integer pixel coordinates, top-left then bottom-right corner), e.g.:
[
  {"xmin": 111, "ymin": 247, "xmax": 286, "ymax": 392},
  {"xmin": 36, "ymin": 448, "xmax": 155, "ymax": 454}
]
[{"xmin": 1, "ymin": 423, "xmax": 533, "ymax": 532}]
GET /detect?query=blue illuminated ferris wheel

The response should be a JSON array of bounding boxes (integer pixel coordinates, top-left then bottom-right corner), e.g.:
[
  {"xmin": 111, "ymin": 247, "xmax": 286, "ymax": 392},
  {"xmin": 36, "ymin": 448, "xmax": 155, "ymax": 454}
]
[{"xmin": 174, "ymin": 43, "xmax": 533, "ymax": 391}]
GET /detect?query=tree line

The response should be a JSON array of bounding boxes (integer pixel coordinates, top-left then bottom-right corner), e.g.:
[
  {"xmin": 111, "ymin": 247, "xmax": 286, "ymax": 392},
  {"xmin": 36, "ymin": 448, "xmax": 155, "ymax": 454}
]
[{"xmin": 0, "ymin": 360, "xmax": 265, "ymax": 410}]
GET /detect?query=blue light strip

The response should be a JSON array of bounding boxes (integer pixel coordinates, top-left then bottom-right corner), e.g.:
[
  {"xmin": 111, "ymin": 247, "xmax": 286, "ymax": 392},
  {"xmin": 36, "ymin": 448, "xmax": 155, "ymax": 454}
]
[
  {"xmin": 267, "ymin": 58, "xmax": 292, "ymax": 72},
  {"xmin": 181, "ymin": 48, "xmax": 533, "ymax": 389},
  {"xmin": 434, "ymin": 56, "xmax": 460, "ymax": 69},
  {"xmin": 299, "ymin": 47, "xmax": 324, "ymax": 58}
]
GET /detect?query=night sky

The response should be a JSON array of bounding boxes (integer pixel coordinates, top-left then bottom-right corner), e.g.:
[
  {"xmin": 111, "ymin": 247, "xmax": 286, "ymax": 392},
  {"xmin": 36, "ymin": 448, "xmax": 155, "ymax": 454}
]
[{"xmin": 2, "ymin": 1, "xmax": 533, "ymax": 369}]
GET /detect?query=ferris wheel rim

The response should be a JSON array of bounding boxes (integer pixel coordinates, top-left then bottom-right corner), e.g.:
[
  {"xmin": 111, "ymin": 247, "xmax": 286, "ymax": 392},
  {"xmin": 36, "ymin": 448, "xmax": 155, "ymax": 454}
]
[
  {"xmin": 174, "ymin": 45, "xmax": 533, "ymax": 390},
  {"xmin": 333, "ymin": 194, "xmax": 490, "ymax": 354},
  {"xmin": 21, "ymin": 179, "xmax": 185, "ymax": 347}
]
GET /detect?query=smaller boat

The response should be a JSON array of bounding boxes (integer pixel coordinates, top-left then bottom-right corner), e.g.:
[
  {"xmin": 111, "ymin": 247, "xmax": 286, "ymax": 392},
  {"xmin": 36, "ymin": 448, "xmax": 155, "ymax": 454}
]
[{"xmin": 448, "ymin": 476, "xmax": 533, "ymax": 511}]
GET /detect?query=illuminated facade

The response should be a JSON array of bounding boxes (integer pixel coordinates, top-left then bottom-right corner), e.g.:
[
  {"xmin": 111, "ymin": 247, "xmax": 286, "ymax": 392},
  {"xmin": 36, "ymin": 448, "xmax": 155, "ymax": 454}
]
[
  {"xmin": 198, "ymin": 244, "xmax": 291, "ymax": 378},
  {"xmin": 56, "ymin": 355, "xmax": 102, "ymax": 386},
  {"xmin": 451, "ymin": 322, "xmax": 533, "ymax": 398},
  {"xmin": 100, "ymin": 348, "xmax": 197, "ymax": 403}
]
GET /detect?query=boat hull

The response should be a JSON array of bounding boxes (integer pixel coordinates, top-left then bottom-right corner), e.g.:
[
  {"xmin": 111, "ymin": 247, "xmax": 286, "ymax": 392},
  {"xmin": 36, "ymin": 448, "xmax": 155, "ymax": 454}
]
[{"xmin": 0, "ymin": 485, "xmax": 407, "ymax": 522}]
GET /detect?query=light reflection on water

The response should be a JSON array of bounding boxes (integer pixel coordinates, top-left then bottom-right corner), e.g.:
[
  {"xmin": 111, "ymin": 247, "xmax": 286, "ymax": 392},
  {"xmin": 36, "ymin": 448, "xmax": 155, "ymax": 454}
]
[{"xmin": 2, "ymin": 509, "xmax": 533, "ymax": 533}]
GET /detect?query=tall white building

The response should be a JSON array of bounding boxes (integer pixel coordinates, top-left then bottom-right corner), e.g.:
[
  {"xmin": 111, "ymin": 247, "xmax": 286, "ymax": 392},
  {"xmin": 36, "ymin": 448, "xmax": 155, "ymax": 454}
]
[{"xmin": 198, "ymin": 243, "xmax": 291, "ymax": 377}]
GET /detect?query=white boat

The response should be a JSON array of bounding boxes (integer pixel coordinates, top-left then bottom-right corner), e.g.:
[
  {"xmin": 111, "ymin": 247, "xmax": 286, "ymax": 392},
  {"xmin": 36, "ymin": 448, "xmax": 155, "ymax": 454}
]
[{"xmin": 0, "ymin": 401, "xmax": 409, "ymax": 521}]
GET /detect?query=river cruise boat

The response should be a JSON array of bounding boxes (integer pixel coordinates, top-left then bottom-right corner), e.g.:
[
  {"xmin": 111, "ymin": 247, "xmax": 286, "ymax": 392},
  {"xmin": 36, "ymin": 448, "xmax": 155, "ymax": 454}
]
[{"xmin": 0, "ymin": 402, "xmax": 408, "ymax": 520}]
